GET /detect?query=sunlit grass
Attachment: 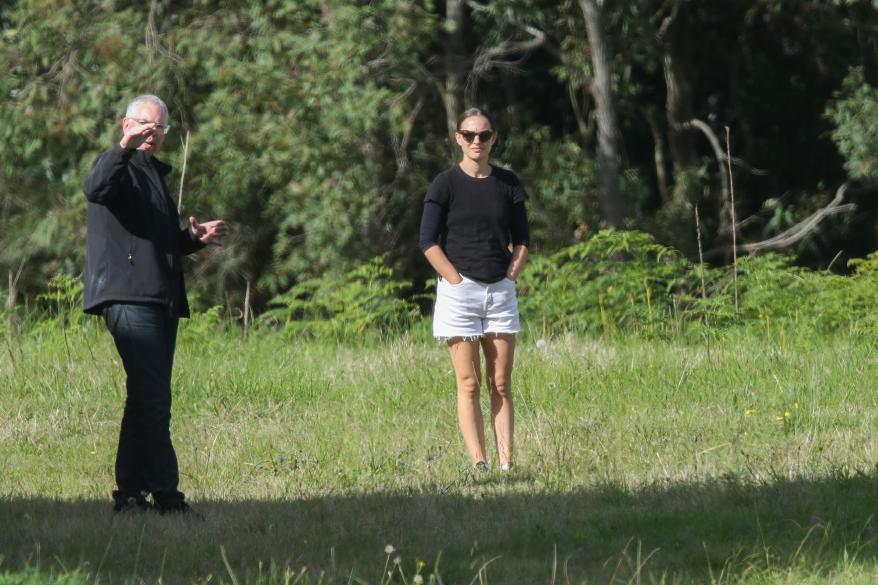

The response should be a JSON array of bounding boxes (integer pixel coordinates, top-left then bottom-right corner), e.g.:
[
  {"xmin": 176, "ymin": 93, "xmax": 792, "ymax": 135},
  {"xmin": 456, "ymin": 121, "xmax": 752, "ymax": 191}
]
[{"xmin": 1, "ymin": 319, "xmax": 877, "ymax": 584}]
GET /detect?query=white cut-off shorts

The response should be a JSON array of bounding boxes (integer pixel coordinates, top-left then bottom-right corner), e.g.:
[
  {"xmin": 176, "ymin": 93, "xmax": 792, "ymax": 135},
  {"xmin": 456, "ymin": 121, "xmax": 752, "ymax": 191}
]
[{"xmin": 433, "ymin": 275, "xmax": 522, "ymax": 340}]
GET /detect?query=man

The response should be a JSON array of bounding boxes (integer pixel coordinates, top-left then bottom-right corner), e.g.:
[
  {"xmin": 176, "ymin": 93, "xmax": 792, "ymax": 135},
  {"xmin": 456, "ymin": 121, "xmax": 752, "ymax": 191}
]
[{"xmin": 83, "ymin": 94, "xmax": 227, "ymax": 514}]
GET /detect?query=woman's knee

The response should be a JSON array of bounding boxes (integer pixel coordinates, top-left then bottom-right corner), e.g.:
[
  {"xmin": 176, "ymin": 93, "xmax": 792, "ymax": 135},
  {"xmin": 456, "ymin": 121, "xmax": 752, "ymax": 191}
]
[
  {"xmin": 456, "ymin": 376, "xmax": 481, "ymax": 397},
  {"xmin": 490, "ymin": 376, "xmax": 512, "ymax": 399}
]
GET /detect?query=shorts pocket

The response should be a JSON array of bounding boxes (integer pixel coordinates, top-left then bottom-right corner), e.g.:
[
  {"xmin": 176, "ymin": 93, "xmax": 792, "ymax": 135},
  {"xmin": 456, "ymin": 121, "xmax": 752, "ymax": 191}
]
[{"xmin": 443, "ymin": 276, "xmax": 467, "ymax": 287}]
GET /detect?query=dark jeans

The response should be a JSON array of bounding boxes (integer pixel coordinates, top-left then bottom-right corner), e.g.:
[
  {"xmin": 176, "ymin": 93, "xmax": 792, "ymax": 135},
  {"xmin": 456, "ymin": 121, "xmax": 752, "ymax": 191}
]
[{"xmin": 104, "ymin": 303, "xmax": 185, "ymax": 507}]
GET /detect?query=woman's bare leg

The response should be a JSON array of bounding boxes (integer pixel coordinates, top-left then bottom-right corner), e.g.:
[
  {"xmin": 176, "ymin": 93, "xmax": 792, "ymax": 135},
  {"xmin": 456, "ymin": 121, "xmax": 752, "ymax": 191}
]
[
  {"xmin": 448, "ymin": 338, "xmax": 487, "ymax": 464},
  {"xmin": 482, "ymin": 333, "xmax": 515, "ymax": 466}
]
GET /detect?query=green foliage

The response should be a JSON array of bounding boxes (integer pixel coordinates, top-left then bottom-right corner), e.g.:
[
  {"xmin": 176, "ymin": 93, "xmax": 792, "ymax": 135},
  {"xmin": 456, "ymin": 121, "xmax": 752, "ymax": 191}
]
[
  {"xmin": 262, "ymin": 256, "xmax": 421, "ymax": 340},
  {"xmin": 3, "ymin": 0, "xmax": 878, "ymax": 313},
  {"xmin": 518, "ymin": 230, "xmax": 692, "ymax": 335},
  {"xmin": 825, "ymin": 67, "xmax": 878, "ymax": 181},
  {"xmin": 502, "ymin": 128, "xmax": 600, "ymax": 249},
  {"xmin": 15, "ymin": 232, "xmax": 878, "ymax": 343},
  {"xmin": 519, "ymin": 230, "xmax": 878, "ymax": 338},
  {"xmin": 0, "ymin": 1, "xmax": 441, "ymax": 306},
  {"xmin": 691, "ymin": 252, "xmax": 878, "ymax": 335},
  {"xmin": 178, "ymin": 304, "xmax": 225, "ymax": 345},
  {"xmin": 35, "ymin": 273, "xmax": 84, "ymax": 328}
]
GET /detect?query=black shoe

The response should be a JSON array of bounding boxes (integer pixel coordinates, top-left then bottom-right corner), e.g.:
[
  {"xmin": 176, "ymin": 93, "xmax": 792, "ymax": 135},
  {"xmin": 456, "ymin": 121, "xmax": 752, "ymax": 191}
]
[
  {"xmin": 155, "ymin": 500, "xmax": 204, "ymax": 520},
  {"xmin": 112, "ymin": 493, "xmax": 154, "ymax": 514}
]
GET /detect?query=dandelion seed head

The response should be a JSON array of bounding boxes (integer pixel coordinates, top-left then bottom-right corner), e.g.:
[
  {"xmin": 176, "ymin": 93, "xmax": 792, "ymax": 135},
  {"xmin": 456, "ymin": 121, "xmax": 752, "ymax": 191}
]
[
  {"xmin": 536, "ymin": 339, "xmax": 547, "ymax": 349},
  {"xmin": 385, "ymin": 544, "xmax": 395, "ymax": 555},
  {"xmin": 414, "ymin": 576, "xmax": 424, "ymax": 584},
  {"xmin": 393, "ymin": 556, "xmax": 402, "ymax": 566}
]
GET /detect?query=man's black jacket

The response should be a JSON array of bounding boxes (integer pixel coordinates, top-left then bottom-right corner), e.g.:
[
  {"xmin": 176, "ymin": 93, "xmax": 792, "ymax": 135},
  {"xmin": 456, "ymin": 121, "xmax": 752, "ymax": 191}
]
[{"xmin": 83, "ymin": 145, "xmax": 204, "ymax": 317}]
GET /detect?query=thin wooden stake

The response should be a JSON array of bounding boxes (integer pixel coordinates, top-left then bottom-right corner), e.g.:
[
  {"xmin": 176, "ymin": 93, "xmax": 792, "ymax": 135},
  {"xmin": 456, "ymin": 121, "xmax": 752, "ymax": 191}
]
[
  {"xmin": 243, "ymin": 278, "xmax": 251, "ymax": 340},
  {"xmin": 725, "ymin": 126, "xmax": 739, "ymax": 320},
  {"xmin": 695, "ymin": 205, "xmax": 710, "ymax": 358},
  {"xmin": 177, "ymin": 129, "xmax": 191, "ymax": 214},
  {"xmin": 695, "ymin": 206, "xmax": 709, "ymax": 326}
]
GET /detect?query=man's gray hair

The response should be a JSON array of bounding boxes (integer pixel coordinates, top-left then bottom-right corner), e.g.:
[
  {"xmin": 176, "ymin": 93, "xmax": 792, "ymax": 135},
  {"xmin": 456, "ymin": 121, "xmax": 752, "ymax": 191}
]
[{"xmin": 124, "ymin": 95, "xmax": 169, "ymax": 124}]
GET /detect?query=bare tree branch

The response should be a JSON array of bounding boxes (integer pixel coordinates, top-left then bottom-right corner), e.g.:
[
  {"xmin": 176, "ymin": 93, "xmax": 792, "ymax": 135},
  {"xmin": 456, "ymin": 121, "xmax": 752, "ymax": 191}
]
[
  {"xmin": 464, "ymin": 0, "xmax": 546, "ymax": 105},
  {"xmin": 679, "ymin": 118, "xmax": 730, "ymax": 232},
  {"xmin": 145, "ymin": 0, "xmax": 181, "ymax": 63},
  {"xmin": 391, "ymin": 92, "xmax": 425, "ymax": 178},
  {"xmin": 655, "ymin": 0, "xmax": 681, "ymax": 42},
  {"xmin": 703, "ymin": 184, "xmax": 854, "ymax": 260}
]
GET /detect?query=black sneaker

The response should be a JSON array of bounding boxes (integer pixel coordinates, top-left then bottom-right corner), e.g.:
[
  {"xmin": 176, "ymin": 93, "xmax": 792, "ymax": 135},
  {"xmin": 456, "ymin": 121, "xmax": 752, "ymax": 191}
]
[
  {"xmin": 112, "ymin": 493, "xmax": 154, "ymax": 514},
  {"xmin": 156, "ymin": 500, "xmax": 204, "ymax": 520}
]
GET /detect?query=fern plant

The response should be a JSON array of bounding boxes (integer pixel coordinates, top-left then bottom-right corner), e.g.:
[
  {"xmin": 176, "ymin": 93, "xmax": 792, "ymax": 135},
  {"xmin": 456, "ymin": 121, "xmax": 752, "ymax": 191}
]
[{"xmin": 262, "ymin": 256, "xmax": 422, "ymax": 340}]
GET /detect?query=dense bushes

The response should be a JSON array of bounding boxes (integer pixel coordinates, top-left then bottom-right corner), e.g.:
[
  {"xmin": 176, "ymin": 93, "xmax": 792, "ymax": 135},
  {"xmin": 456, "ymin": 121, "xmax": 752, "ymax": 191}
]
[
  {"xmin": 518, "ymin": 230, "xmax": 878, "ymax": 338},
  {"xmin": 260, "ymin": 256, "xmax": 423, "ymax": 340},
  {"xmin": 9, "ymin": 230, "xmax": 878, "ymax": 341}
]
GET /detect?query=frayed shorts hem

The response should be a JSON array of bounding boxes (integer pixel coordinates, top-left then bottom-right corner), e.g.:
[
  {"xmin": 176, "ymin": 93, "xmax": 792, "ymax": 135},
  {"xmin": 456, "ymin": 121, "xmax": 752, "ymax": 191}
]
[{"xmin": 434, "ymin": 331, "xmax": 520, "ymax": 343}]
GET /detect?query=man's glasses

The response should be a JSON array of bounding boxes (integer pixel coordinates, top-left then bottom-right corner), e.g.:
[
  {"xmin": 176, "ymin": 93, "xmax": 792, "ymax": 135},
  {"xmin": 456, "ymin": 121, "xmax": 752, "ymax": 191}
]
[
  {"xmin": 126, "ymin": 118, "xmax": 170, "ymax": 134},
  {"xmin": 458, "ymin": 130, "xmax": 494, "ymax": 143}
]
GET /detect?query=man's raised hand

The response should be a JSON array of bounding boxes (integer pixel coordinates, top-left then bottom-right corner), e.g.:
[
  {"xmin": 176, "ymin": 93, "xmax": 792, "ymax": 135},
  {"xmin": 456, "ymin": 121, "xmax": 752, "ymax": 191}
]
[
  {"xmin": 189, "ymin": 216, "xmax": 229, "ymax": 246},
  {"xmin": 120, "ymin": 120, "xmax": 157, "ymax": 151}
]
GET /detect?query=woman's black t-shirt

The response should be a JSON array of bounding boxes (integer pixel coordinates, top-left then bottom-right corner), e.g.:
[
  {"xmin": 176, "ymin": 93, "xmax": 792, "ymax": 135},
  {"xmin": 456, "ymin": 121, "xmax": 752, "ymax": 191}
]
[{"xmin": 419, "ymin": 164, "xmax": 529, "ymax": 283}]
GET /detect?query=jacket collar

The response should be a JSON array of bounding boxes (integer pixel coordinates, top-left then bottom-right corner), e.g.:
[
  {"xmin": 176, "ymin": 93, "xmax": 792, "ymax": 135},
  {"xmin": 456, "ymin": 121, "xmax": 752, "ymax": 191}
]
[{"xmin": 132, "ymin": 150, "xmax": 173, "ymax": 177}]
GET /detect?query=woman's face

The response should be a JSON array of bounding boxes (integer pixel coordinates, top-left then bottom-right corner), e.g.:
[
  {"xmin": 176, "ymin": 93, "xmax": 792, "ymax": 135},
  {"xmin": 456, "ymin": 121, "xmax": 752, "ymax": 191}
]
[{"xmin": 455, "ymin": 115, "xmax": 496, "ymax": 162}]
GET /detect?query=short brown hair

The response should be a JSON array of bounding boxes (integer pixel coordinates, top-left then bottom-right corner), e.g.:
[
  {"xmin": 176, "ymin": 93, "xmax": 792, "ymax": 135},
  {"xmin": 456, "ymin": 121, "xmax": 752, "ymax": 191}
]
[{"xmin": 456, "ymin": 107, "xmax": 495, "ymax": 131}]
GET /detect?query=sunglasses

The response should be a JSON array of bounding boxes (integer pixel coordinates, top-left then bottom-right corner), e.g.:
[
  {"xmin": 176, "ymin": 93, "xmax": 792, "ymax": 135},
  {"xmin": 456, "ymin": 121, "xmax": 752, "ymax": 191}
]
[{"xmin": 458, "ymin": 130, "xmax": 495, "ymax": 143}]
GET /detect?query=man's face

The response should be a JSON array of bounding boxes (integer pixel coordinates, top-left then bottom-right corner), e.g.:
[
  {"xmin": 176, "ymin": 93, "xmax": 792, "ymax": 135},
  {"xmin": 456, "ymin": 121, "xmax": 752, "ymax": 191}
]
[{"xmin": 121, "ymin": 102, "xmax": 167, "ymax": 153}]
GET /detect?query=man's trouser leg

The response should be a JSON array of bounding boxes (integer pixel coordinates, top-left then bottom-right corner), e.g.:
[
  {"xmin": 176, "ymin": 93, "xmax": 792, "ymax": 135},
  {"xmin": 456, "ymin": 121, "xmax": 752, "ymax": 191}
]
[{"xmin": 104, "ymin": 303, "xmax": 184, "ymax": 507}]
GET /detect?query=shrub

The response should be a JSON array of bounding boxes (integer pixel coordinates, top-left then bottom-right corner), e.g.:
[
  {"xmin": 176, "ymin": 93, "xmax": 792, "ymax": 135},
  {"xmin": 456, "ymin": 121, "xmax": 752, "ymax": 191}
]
[
  {"xmin": 519, "ymin": 230, "xmax": 878, "ymax": 339},
  {"xmin": 262, "ymin": 256, "xmax": 422, "ymax": 340},
  {"xmin": 518, "ymin": 230, "xmax": 693, "ymax": 335},
  {"xmin": 36, "ymin": 273, "xmax": 84, "ymax": 329}
]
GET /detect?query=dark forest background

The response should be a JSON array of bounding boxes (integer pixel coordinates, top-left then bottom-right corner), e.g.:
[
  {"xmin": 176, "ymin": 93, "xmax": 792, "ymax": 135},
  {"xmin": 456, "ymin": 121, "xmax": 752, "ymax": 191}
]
[{"xmin": 3, "ymin": 0, "xmax": 878, "ymax": 313}]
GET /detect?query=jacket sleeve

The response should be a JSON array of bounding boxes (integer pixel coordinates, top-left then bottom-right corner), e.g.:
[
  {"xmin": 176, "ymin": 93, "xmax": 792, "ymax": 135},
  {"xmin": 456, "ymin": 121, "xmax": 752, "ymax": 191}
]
[
  {"xmin": 178, "ymin": 226, "xmax": 207, "ymax": 256},
  {"xmin": 83, "ymin": 145, "xmax": 134, "ymax": 205}
]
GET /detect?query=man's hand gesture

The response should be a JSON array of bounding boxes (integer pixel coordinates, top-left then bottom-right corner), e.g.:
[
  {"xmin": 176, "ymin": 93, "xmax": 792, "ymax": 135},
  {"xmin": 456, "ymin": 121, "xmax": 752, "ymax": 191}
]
[
  {"xmin": 189, "ymin": 216, "xmax": 229, "ymax": 246},
  {"xmin": 120, "ymin": 119, "xmax": 159, "ymax": 151}
]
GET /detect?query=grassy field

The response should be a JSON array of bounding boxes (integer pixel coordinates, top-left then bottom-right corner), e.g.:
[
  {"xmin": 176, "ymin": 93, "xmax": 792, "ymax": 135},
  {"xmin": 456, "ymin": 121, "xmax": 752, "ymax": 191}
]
[{"xmin": 1, "ymin": 317, "xmax": 877, "ymax": 584}]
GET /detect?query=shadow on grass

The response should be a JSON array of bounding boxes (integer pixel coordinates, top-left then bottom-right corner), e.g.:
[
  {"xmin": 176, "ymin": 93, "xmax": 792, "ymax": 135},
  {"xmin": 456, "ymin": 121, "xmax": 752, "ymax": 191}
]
[{"xmin": 1, "ymin": 472, "xmax": 877, "ymax": 584}]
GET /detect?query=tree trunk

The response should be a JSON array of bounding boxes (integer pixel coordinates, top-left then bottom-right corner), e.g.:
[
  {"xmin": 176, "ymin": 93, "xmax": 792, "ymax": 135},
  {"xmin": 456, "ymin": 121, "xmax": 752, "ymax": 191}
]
[
  {"xmin": 646, "ymin": 108, "xmax": 670, "ymax": 203},
  {"xmin": 579, "ymin": 0, "xmax": 624, "ymax": 228},
  {"xmin": 443, "ymin": 0, "xmax": 465, "ymax": 154},
  {"xmin": 662, "ymin": 3, "xmax": 697, "ymax": 205}
]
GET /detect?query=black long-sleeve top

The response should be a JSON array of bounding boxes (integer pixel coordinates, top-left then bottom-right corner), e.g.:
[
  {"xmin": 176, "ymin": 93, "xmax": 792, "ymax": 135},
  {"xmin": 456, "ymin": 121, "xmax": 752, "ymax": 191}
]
[{"xmin": 419, "ymin": 164, "xmax": 530, "ymax": 283}]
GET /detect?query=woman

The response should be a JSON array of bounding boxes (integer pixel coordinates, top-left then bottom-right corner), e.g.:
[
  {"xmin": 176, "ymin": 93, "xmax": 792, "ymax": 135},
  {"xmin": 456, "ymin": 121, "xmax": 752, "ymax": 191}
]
[{"xmin": 418, "ymin": 108, "xmax": 530, "ymax": 472}]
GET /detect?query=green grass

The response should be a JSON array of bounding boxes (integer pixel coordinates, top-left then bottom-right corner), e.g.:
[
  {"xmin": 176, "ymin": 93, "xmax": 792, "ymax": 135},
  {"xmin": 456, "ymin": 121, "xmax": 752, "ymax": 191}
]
[{"xmin": 1, "ymin": 318, "xmax": 877, "ymax": 584}]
